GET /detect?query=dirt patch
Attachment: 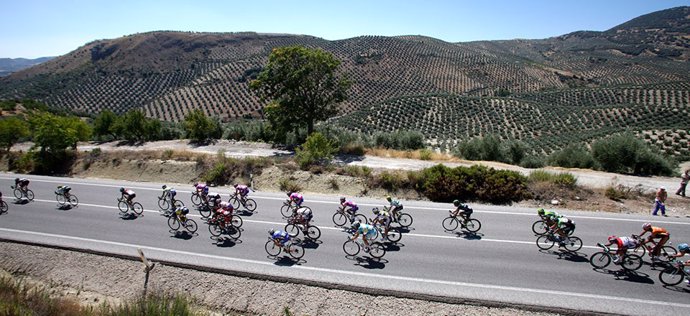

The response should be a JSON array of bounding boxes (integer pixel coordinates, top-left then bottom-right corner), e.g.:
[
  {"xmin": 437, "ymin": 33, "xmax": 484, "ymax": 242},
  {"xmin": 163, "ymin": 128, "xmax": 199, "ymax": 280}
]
[
  {"xmin": 0, "ymin": 242, "xmax": 558, "ymax": 316},
  {"xmin": 74, "ymin": 157, "xmax": 203, "ymax": 184},
  {"xmin": 255, "ymin": 165, "xmax": 369, "ymax": 197}
]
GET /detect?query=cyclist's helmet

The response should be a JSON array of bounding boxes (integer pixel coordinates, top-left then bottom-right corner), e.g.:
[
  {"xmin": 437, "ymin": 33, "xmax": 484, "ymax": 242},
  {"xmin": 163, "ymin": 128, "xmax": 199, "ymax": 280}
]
[
  {"xmin": 340, "ymin": 196, "xmax": 346, "ymax": 202},
  {"xmin": 372, "ymin": 208, "xmax": 379, "ymax": 214},
  {"xmin": 119, "ymin": 187, "xmax": 125, "ymax": 193},
  {"xmin": 14, "ymin": 178, "xmax": 18, "ymax": 182},
  {"xmin": 268, "ymin": 229, "xmax": 276, "ymax": 235},
  {"xmin": 678, "ymin": 243, "xmax": 689, "ymax": 252},
  {"xmin": 193, "ymin": 182, "xmax": 198, "ymax": 187},
  {"xmin": 454, "ymin": 200, "xmax": 461, "ymax": 207},
  {"xmin": 287, "ymin": 192, "xmax": 293, "ymax": 197},
  {"xmin": 660, "ymin": 186, "xmax": 666, "ymax": 191},
  {"xmin": 162, "ymin": 185, "xmax": 167, "ymax": 189},
  {"xmin": 386, "ymin": 195, "xmax": 392, "ymax": 202},
  {"xmin": 642, "ymin": 222, "xmax": 652, "ymax": 230},
  {"xmin": 352, "ymin": 221, "xmax": 361, "ymax": 230},
  {"xmin": 607, "ymin": 235, "xmax": 617, "ymax": 243},
  {"xmin": 234, "ymin": 183, "xmax": 239, "ymax": 188},
  {"xmin": 537, "ymin": 208, "xmax": 545, "ymax": 215}
]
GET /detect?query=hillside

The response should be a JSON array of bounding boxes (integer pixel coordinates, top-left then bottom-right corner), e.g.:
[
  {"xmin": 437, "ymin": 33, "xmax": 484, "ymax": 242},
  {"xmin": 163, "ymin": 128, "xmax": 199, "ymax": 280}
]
[
  {"xmin": 0, "ymin": 6, "xmax": 688, "ymax": 155},
  {"xmin": 0, "ymin": 57, "xmax": 53, "ymax": 77}
]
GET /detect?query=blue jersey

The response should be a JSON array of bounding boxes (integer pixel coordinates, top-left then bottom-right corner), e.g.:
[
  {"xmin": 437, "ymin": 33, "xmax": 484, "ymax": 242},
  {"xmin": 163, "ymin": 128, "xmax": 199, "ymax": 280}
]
[{"xmin": 272, "ymin": 230, "xmax": 290, "ymax": 243}]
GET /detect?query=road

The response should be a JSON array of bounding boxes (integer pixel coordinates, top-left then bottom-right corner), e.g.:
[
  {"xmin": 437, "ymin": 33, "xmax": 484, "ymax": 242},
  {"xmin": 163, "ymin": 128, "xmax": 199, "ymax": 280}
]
[{"xmin": 0, "ymin": 173, "xmax": 689, "ymax": 315}]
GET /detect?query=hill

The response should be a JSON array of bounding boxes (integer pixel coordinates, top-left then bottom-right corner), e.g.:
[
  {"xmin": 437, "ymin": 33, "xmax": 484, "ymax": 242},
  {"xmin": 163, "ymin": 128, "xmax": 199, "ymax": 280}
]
[
  {"xmin": 0, "ymin": 57, "xmax": 54, "ymax": 77},
  {"xmin": 0, "ymin": 6, "xmax": 688, "ymax": 156}
]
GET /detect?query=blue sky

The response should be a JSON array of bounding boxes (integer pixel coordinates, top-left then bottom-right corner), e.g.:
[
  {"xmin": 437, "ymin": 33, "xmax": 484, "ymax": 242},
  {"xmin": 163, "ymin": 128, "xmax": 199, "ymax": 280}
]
[{"xmin": 1, "ymin": 0, "xmax": 688, "ymax": 58}]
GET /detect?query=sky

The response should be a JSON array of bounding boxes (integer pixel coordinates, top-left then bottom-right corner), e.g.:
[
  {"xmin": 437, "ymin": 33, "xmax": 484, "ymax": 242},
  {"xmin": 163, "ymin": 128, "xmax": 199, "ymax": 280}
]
[{"xmin": 1, "ymin": 0, "xmax": 689, "ymax": 58}]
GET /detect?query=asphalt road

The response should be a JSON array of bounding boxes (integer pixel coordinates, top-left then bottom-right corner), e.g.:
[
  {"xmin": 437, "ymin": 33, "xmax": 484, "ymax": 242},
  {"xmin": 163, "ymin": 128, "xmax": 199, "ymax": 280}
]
[{"xmin": 1, "ymin": 173, "xmax": 689, "ymax": 315}]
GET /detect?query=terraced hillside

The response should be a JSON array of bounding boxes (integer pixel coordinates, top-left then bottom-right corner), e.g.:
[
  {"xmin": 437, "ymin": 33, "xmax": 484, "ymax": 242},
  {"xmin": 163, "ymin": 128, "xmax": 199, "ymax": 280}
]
[{"xmin": 0, "ymin": 6, "xmax": 688, "ymax": 156}]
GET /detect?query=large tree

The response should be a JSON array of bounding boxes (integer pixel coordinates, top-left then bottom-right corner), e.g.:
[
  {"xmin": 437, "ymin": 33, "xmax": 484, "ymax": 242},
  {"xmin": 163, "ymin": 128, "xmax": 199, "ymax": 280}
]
[{"xmin": 250, "ymin": 45, "xmax": 350, "ymax": 139}]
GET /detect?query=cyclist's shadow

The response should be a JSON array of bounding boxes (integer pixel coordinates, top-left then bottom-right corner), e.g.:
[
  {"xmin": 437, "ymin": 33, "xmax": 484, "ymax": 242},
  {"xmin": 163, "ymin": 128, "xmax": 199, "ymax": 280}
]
[
  {"xmin": 119, "ymin": 213, "xmax": 139, "ymax": 220},
  {"xmin": 212, "ymin": 236, "xmax": 242, "ymax": 247},
  {"xmin": 238, "ymin": 209, "xmax": 256, "ymax": 217},
  {"xmin": 13, "ymin": 198, "xmax": 29, "ymax": 205},
  {"xmin": 539, "ymin": 249, "xmax": 588, "ymax": 263},
  {"xmin": 662, "ymin": 284, "xmax": 690, "ymax": 293},
  {"xmin": 353, "ymin": 256, "xmax": 387, "ymax": 269},
  {"xmin": 56, "ymin": 204, "xmax": 74, "ymax": 211},
  {"xmin": 170, "ymin": 230, "xmax": 195, "ymax": 240},
  {"xmin": 383, "ymin": 242, "xmax": 403, "ymax": 252},
  {"xmin": 590, "ymin": 267, "xmax": 654, "ymax": 284},
  {"xmin": 301, "ymin": 239, "xmax": 322, "ymax": 249},
  {"xmin": 272, "ymin": 256, "xmax": 305, "ymax": 266}
]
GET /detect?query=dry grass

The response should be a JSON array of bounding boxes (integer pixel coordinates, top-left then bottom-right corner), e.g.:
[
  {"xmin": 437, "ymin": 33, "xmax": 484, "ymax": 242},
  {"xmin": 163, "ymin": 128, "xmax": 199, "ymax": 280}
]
[{"xmin": 364, "ymin": 148, "xmax": 458, "ymax": 161}]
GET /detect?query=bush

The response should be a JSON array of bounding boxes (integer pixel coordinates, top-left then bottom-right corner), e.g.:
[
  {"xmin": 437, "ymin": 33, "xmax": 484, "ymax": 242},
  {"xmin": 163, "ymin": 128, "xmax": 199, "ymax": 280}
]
[
  {"xmin": 454, "ymin": 134, "xmax": 508, "ymax": 163},
  {"xmin": 343, "ymin": 165, "xmax": 372, "ymax": 178},
  {"xmin": 0, "ymin": 117, "xmax": 30, "ymax": 151},
  {"xmin": 295, "ymin": 132, "xmax": 337, "ymax": 169},
  {"xmin": 184, "ymin": 109, "xmax": 222, "ymax": 143},
  {"xmin": 548, "ymin": 144, "xmax": 596, "ymax": 169},
  {"xmin": 367, "ymin": 170, "xmax": 408, "ymax": 191},
  {"xmin": 419, "ymin": 148, "xmax": 433, "ymax": 161},
  {"xmin": 278, "ymin": 178, "xmax": 302, "ymax": 192},
  {"xmin": 419, "ymin": 164, "xmax": 531, "ymax": 204},
  {"xmin": 591, "ymin": 133, "xmax": 673, "ymax": 175},
  {"xmin": 200, "ymin": 153, "xmax": 268, "ymax": 186},
  {"xmin": 373, "ymin": 130, "xmax": 425, "ymax": 150},
  {"xmin": 528, "ymin": 170, "xmax": 577, "ymax": 188},
  {"xmin": 520, "ymin": 156, "xmax": 545, "ymax": 168}
]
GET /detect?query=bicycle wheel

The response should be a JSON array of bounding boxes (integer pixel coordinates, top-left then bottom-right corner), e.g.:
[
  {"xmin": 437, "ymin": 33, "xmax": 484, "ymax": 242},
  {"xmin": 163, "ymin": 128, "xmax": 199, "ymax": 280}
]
[
  {"xmin": 183, "ymin": 219, "xmax": 198, "ymax": 233},
  {"xmin": 659, "ymin": 267, "xmax": 685, "ymax": 286},
  {"xmin": 68, "ymin": 195, "xmax": 79, "ymax": 207},
  {"xmin": 227, "ymin": 226, "xmax": 241, "ymax": 239},
  {"xmin": 464, "ymin": 219, "xmax": 482, "ymax": 233},
  {"xmin": 280, "ymin": 204, "xmax": 293, "ymax": 217},
  {"xmin": 56, "ymin": 194, "xmax": 67, "ymax": 205},
  {"xmin": 231, "ymin": 215, "xmax": 243, "ymax": 228},
  {"xmin": 659, "ymin": 246, "xmax": 678, "ymax": 261},
  {"xmin": 167, "ymin": 216, "xmax": 181, "ymax": 231},
  {"xmin": 442, "ymin": 217, "xmax": 459, "ymax": 231},
  {"xmin": 622, "ymin": 254, "xmax": 643, "ymax": 271},
  {"xmin": 332, "ymin": 212, "xmax": 347, "ymax": 226},
  {"xmin": 0, "ymin": 201, "xmax": 8, "ymax": 214},
  {"xmin": 287, "ymin": 243, "xmax": 305, "ymax": 259},
  {"xmin": 13, "ymin": 188, "xmax": 22, "ymax": 199},
  {"xmin": 191, "ymin": 193, "xmax": 202, "ymax": 206},
  {"xmin": 354, "ymin": 214, "xmax": 368, "ymax": 225},
  {"xmin": 285, "ymin": 224, "xmax": 301, "ymax": 238},
  {"xmin": 229, "ymin": 197, "xmax": 241, "ymax": 209},
  {"xmin": 117, "ymin": 200, "xmax": 129, "ymax": 213},
  {"xmin": 386, "ymin": 230, "xmax": 402, "ymax": 243},
  {"xmin": 589, "ymin": 252, "xmax": 611, "ymax": 269},
  {"xmin": 265, "ymin": 240, "xmax": 282, "ymax": 257},
  {"xmin": 531, "ymin": 220, "xmax": 548, "ymax": 235},
  {"xmin": 306, "ymin": 225, "xmax": 321, "ymax": 240},
  {"xmin": 173, "ymin": 200, "xmax": 185, "ymax": 208},
  {"xmin": 158, "ymin": 198, "xmax": 169, "ymax": 210},
  {"xmin": 198, "ymin": 205, "xmax": 212, "ymax": 218},
  {"xmin": 563, "ymin": 236, "xmax": 583, "ymax": 252},
  {"xmin": 244, "ymin": 199, "xmax": 257, "ymax": 212},
  {"xmin": 536, "ymin": 235, "xmax": 555, "ymax": 250},
  {"xmin": 631, "ymin": 244, "xmax": 646, "ymax": 257},
  {"xmin": 369, "ymin": 242, "xmax": 386, "ymax": 259},
  {"xmin": 343, "ymin": 240, "xmax": 360, "ymax": 256},
  {"xmin": 208, "ymin": 224, "xmax": 222, "ymax": 237},
  {"xmin": 131, "ymin": 202, "xmax": 144, "ymax": 215},
  {"xmin": 25, "ymin": 190, "xmax": 34, "ymax": 201},
  {"xmin": 397, "ymin": 213, "xmax": 413, "ymax": 227}
]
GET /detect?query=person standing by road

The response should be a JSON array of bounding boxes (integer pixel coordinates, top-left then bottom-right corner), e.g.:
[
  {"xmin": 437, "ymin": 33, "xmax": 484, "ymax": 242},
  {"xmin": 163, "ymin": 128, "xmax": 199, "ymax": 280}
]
[
  {"xmin": 652, "ymin": 187, "xmax": 668, "ymax": 216},
  {"xmin": 676, "ymin": 169, "xmax": 689, "ymax": 197}
]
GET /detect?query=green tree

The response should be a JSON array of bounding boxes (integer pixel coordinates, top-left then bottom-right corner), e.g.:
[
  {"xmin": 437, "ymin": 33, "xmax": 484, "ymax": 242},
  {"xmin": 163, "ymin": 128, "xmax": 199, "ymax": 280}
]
[
  {"xmin": 295, "ymin": 132, "xmax": 337, "ymax": 169},
  {"xmin": 0, "ymin": 117, "xmax": 30, "ymax": 151},
  {"xmin": 183, "ymin": 109, "xmax": 222, "ymax": 143},
  {"xmin": 250, "ymin": 45, "xmax": 350, "ymax": 140},
  {"xmin": 29, "ymin": 112, "xmax": 90, "ymax": 153},
  {"xmin": 93, "ymin": 110, "xmax": 117, "ymax": 140},
  {"xmin": 111, "ymin": 109, "xmax": 160, "ymax": 142}
]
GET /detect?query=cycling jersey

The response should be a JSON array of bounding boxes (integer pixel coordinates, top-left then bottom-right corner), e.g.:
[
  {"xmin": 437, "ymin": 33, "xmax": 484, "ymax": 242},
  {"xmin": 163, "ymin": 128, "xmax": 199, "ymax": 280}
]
[
  {"xmin": 219, "ymin": 201, "xmax": 234, "ymax": 212},
  {"xmin": 342, "ymin": 200, "xmax": 358, "ymax": 212},
  {"xmin": 123, "ymin": 189, "xmax": 136, "ymax": 198},
  {"xmin": 615, "ymin": 237, "xmax": 638, "ymax": 248},
  {"xmin": 272, "ymin": 230, "xmax": 290, "ymax": 244},
  {"xmin": 557, "ymin": 217, "xmax": 575, "ymax": 231},
  {"xmin": 389, "ymin": 199, "xmax": 402, "ymax": 208},
  {"xmin": 375, "ymin": 212, "xmax": 391, "ymax": 226},
  {"xmin": 358, "ymin": 224, "xmax": 377, "ymax": 239},
  {"xmin": 290, "ymin": 193, "xmax": 304, "ymax": 206},
  {"xmin": 651, "ymin": 227, "xmax": 669, "ymax": 237},
  {"xmin": 195, "ymin": 183, "xmax": 207, "ymax": 191},
  {"xmin": 296, "ymin": 208, "xmax": 312, "ymax": 221},
  {"xmin": 544, "ymin": 210, "xmax": 560, "ymax": 220},
  {"xmin": 236, "ymin": 185, "xmax": 249, "ymax": 196}
]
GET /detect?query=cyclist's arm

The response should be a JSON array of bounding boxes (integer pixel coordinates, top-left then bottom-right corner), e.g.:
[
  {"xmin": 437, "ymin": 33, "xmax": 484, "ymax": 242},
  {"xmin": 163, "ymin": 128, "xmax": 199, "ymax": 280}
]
[{"xmin": 351, "ymin": 231, "xmax": 360, "ymax": 240}]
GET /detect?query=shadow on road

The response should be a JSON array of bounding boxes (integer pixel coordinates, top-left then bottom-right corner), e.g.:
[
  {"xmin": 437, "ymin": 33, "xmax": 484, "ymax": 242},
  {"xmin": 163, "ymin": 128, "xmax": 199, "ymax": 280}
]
[
  {"xmin": 663, "ymin": 284, "xmax": 690, "ymax": 293},
  {"xmin": 13, "ymin": 199, "xmax": 29, "ymax": 205},
  {"xmin": 354, "ymin": 256, "xmax": 387, "ymax": 269},
  {"xmin": 384, "ymin": 242, "xmax": 403, "ymax": 252},
  {"xmin": 56, "ymin": 204, "xmax": 73, "ymax": 211},
  {"xmin": 590, "ymin": 267, "xmax": 654, "ymax": 283},
  {"xmin": 301, "ymin": 239, "xmax": 322, "ymax": 249},
  {"xmin": 119, "ymin": 213, "xmax": 139, "ymax": 220},
  {"xmin": 170, "ymin": 231, "xmax": 194, "ymax": 240},
  {"xmin": 272, "ymin": 256, "xmax": 304, "ymax": 266},
  {"xmin": 335, "ymin": 154, "xmax": 365, "ymax": 163},
  {"xmin": 213, "ymin": 237, "xmax": 240, "ymax": 247},
  {"xmin": 238, "ymin": 209, "xmax": 256, "ymax": 216}
]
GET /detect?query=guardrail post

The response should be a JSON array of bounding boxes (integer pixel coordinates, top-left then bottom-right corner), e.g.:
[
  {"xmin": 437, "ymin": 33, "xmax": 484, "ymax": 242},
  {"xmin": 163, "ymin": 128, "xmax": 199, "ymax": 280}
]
[{"xmin": 137, "ymin": 248, "xmax": 156, "ymax": 297}]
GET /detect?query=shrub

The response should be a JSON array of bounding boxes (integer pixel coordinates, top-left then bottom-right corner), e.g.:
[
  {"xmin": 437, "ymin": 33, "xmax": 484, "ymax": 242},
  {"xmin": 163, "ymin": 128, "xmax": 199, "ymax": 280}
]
[
  {"xmin": 295, "ymin": 132, "xmax": 337, "ymax": 169},
  {"xmin": 506, "ymin": 141, "xmax": 527, "ymax": 165},
  {"xmin": 529, "ymin": 170, "xmax": 577, "ymax": 188},
  {"xmin": 162, "ymin": 149, "xmax": 174, "ymax": 160},
  {"xmin": 520, "ymin": 156, "xmax": 545, "ymax": 168},
  {"xmin": 419, "ymin": 148, "xmax": 433, "ymax": 160},
  {"xmin": 201, "ymin": 153, "xmax": 269, "ymax": 186},
  {"xmin": 367, "ymin": 170, "xmax": 408, "ymax": 191},
  {"xmin": 279, "ymin": 178, "xmax": 302, "ymax": 192},
  {"xmin": 591, "ymin": 133, "xmax": 674, "ymax": 175},
  {"xmin": 528, "ymin": 170, "xmax": 553, "ymax": 182},
  {"xmin": 0, "ymin": 117, "xmax": 30, "ymax": 151},
  {"xmin": 454, "ymin": 135, "xmax": 508, "ymax": 163},
  {"xmin": 373, "ymin": 130, "xmax": 425, "ymax": 150},
  {"xmin": 548, "ymin": 144, "xmax": 596, "ymax": 169},
  {"xmin": 184, "ymin": 109, "xmax": 222, "ymax": 143},
  {"xmin": 343, "ymin": 165, "xmax": 372, "ymax": 178}
]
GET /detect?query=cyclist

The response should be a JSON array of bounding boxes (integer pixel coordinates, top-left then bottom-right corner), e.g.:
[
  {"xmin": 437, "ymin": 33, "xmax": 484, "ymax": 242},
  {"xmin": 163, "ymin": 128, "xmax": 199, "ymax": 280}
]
[
  {"xmin": 537, "ymin": 208, "xmax": 561, "ymax": 226},
  {"xmin": 269, "ymin": 229, "xmax": 291, "ymax": 249},
  {"xmin": 14, "ymin": 178, "xmax": 30, "ymax": 193},
  {"xmin": 604, "ymin": 235, "xmax": 639, "ymax": 264},
  {"xmin": 351, "ymin": 221, "xmax": 377, "ymax": 252},
  {"xmin": 119, "ymin": 187, "xmax": 136, "ymax": 208},
  {"xmin": 193, "ymin": 182, "xmax": 209, "ymax": 201},
  {"xmin": 207, "ymin": 192, "xmax": 222, "ymax": 207},
  {"xmin": 174, "ymin": 206, "xmax": 190, "ymax": 222},
  {"xmin": 668, "ymin": 243, "xmax": 690, "ymax": 285},
  {"xmin": 212, "ymin": 201, "xmax": 234, "ymax": 229},
  {"xmin": 161, "ymin": 184, "xmax": 177, "ymax": 208},
  {"xmin": 450, "ymin": 199, "xmax": 473, "ymax": 225},
  {"xmin": 371, "ymin": 207, "xmax": 391, "ymax": 240},
  {"xmin": 288, "ymin": 192, "xmax": 304, "ymax": 208},
  {"xmin": 294, "ymin": 207, "xmax": 313, "ymax": 226},
  {"xmin": 550, "ymin": 216, "xmax": 575, "ymax": 241},
  {"xmin": 339, "ymin": 197, "xmax": 359, "ymax": 222},
  {"xmin": 639, "ymin": 222, "xmax": 670, "ymax": 260},
  {"xmin": 234, "ymin": 183, "xmax": 250, "ymax": 201},
  {"xmin": 56, "ymin": 185, "xmax": 72, "ymax": 198},
  {"xmin": 386, "ymin": 195, "xmax": 403, "ymax": 222}
]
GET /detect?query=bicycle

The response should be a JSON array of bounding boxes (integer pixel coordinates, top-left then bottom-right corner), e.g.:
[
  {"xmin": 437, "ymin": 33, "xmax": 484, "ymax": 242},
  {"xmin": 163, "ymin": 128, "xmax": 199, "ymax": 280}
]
[
  {"xmin": 229, "ymin": 192, "xmax": 257, "ymax": 213},
  {"xmin": 658, "ymin": 258, "xmax": 690, "ymax": 286},
  {"xmin": 343, "ymin": 236, "xmax": 386, "ymax": 259},
  {"xmin": 332, "ymin": 208, "xmax": 367, "ymax": 227},
  {"xmin": 280, "ymin": 200, "xmax": 311, "ymax": 218},
  {"xmin": 207, "ymin": 215, "xmax": 242, "ymax": 239},
  {"xmin": 0, "ymin": 194, "xmax": 8, "ymax": 215},
  {"xmin": 442, "ymin": 211, "xmax": 481, "ymax": 233},
  {"xmin": 589, "ymin": 243, "xmax": 643, "ymax": 271},
  {"xmin": 55, "ymin": 188, "xmax": 79, "ymax": 207},
  {"xmin": 536, "ymin": 231, "xmax": 583, "ymax": 252},
  {"xmin": 631, "ymin": 234, "xmax": 677, "ymax": 262},
  {"xmin": 158, "ymin": 190, "xmax": 185, "ymax": 211},
  {"xmin": 11, "ymin": 185, "xmax": 34, "ymax": 201},
  {"xmin": 117, "ymin": 197, "xmax": 144, "ymax": 215},
  {"xmin": 167, "ymin": 212, "xmax": 198, "ymax": 234},
  {"xmin": 532, "ymin": 219, "xmax": 571, "ymax": 236},
  {"xmin": 190, "ymin": 187, "xmax": 206, "ymax": 206},
  {"xmin": 284, "ymin": 216, "xmax": 321, "ymax": 240},
  {"xmin": 265, "ymin": 237, "xmax": 305, "ymax": 259},
  {"xmin": 386, "ymin": 206, "xmax": 413, "ymax": 228},
  {"xmin": 371, "ymin": 220, "xmax": 402, "ymax": 243}
]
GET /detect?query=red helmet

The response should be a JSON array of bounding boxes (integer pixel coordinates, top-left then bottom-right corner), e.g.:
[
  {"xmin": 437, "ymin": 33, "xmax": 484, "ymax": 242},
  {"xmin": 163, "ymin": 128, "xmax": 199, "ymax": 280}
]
[{"xmin": 607, "ymin": 235, "xmax": 617, "ymax": 243}]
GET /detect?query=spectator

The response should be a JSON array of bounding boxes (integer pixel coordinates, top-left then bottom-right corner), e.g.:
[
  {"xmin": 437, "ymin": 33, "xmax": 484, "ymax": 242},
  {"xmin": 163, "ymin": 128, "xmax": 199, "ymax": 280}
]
[
  {"xmin": 676, "ymin": 169, "xmax": 689, "ymax": 197},
  {"xmin": 652, "ymin": 187, "xmax": 668, "ymax": 216}
]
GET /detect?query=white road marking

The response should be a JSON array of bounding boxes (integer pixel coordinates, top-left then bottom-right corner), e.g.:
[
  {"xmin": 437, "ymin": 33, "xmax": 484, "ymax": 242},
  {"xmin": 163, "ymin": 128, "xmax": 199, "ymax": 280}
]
[{"xmin": 1, "ymin": 228, "xmax": 688, "ymax": 309}]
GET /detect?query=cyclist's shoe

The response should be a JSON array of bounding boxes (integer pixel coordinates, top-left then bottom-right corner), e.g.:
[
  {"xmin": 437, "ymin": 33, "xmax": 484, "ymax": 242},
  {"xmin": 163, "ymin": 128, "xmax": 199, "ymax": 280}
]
[
  {"xmin": 613, "ymin": 256, "xmax": 622, "ymax": 264},
  {"xmin": 651, "ymin": 256, "xmax": 661, "ymax": 262},
  {"xmin": 363, "ymin": 246, "xmax": 370, "ymax": 253},
  {"xmin": 685, "ymin": 279, "xmax": 690, "ymax": 286}
]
